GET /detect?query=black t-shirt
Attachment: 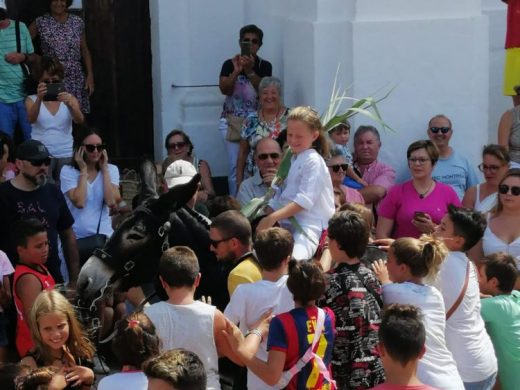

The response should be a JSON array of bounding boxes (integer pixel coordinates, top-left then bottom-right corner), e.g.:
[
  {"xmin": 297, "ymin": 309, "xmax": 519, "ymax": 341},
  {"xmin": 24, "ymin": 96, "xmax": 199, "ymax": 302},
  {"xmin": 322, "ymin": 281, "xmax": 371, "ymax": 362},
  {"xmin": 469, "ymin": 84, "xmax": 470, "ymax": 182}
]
[
  {"xmin": 219, "ymin": 55, "xmax": 272, "ymax": 78},
  {"xmin": 0, "ymin": 181, "xmax": 74, "ymax": 283}
]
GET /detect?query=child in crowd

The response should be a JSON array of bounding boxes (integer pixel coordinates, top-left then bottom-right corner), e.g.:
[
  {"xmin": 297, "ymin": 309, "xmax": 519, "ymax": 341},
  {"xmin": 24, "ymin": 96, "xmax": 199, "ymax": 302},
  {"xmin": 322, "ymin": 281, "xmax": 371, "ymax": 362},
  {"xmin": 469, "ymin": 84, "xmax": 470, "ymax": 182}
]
[
  {"xmin": 144, "ymin": 246, "xmax": 241, "ymax": 390},
  {"xmin": 318, "ymin": 211, "xmax": 385, "ymax": 389},
  {"xmin": 224, "ymin": 227, "xmax": 295, "ymax": 390},
  {"xmin": 478, "ymin": 252, "xmax": 520, "ymax": 390},
  {"xmin": 328, "ymin": 120, "xmax": 366, "ymax": 187},
  {"xmin": 0, "ymin": 250, "xmax": 14, "ymax": 363},
  {"xmin": 433, "ymin": 205, "xmax": 497, "ymax": 389},
  {"xmin": 16, "ymin": 366, "xmax": 67, "ymax": 390},
  {"xmin": 143, "ymin": 349, "xmax": 207, "ymax": 390},
  {"xmin": 98, "ymin": 312, "xmax": 160, "ymax": 390},
  {"xmin": 257, "ymin": 106, "xmax": 335, "ymax": 260},
  {"xmin": 21, "ymin": 290, "xmax": 95, "ymax": 389},
  {"xmin": 13, "ymin": 219, "xmax": 55, "ymax": 358},
  {"xmin": 372, "ymin": 304, "xmax": 439, "ymax": 390},
  {"xmin": 372, "ymin": 236, "xmax": 464, "ymax": 390},
  {"xmin": 224, "ymin": 260, "xmax": 336, "ymax": 389}
]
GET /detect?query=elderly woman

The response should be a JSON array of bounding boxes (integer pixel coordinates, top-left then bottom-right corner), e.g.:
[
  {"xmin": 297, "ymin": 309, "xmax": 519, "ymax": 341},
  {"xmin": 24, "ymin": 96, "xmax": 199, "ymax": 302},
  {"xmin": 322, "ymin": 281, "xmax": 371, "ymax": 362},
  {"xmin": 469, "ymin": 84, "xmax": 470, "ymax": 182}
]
[
  {"xmin": 326, "ymin": 150, "xmax": 365, "ymax": 205},
  {"xmin": 29, "ymin": 0, "xmax": 94, "ymax": 113},
  {"xmin": 162, "ymin": 129, "xmax": 215, "ymax": 203},
  {"xmin": 236, "ymin": 77, "xmax": 289, "ymax": 187},
  {"xmin": 462, "ymin": 144, "xmax": 510, "ymax": 212},
  {"xmin": 498, "ymin": 104, "xmax": 520, "ymax": 168},
  {"xmin": 376, "ymin": 140, "xmax": 460, "ymax": 239},
  {"xmin": 25, "ymin": 56, "xmax": 84, "ymax": 183}
]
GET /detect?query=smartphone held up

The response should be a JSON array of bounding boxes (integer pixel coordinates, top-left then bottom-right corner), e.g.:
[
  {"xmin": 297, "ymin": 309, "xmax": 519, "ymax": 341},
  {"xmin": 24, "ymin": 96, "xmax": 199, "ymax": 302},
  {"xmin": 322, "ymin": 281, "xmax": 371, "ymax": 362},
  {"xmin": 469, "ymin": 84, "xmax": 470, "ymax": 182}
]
[{"xmin": 44, "ymin": 82, "xmax": 65, "ymax": 101}]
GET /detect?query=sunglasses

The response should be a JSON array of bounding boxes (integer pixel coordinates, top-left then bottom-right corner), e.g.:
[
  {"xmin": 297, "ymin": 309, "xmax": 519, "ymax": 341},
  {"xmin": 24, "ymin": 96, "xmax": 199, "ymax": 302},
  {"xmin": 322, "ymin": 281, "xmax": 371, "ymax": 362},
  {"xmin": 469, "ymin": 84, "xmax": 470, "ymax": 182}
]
[
  {"xmin": 168, "ymin": 142, "xmax": 187, "ymax": 150},
  {"xmin": 242, "ymin": 38, "xmax": 259, "ymax": 44},
  {"xmin": 498, "ymin": 184, "xmax": 520, "ymax": 196},
  {"xmin": 429, "ymin": 127, "xmax": 451, "ymax": 134},
  {"xmin": 29, "ymin": 157, "xmax": 51, "ymax": 167},
  {"xmin": 329, "ymin": 164, "xmax": 348, "ymax": 173},
  {"xmin": 209, "ymin": 237, "xmax": 232, "ymax": 247},
  {"xmin": 258, "ymin": 153, "xmax": 281, "ymax": 161},
  {"xmin": 478, "ymin": 163, "xmax": 502, "ymax": 173},
  {"xmin": 84, "ymin": 144, "xmax": 106, "ymax": 153}
]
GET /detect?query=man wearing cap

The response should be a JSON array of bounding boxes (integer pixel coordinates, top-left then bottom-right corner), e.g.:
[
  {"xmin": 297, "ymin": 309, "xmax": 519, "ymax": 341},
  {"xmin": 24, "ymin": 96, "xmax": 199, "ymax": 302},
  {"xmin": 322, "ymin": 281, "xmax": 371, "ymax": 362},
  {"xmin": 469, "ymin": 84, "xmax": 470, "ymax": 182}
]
[
  {"xmin": 237, "ymin": 137, "xmax": 282, "ymax": 206},
  {"xmin": 0, "ymin": 140, "xmax": 80, "ymax": 284},
  {"xmin": 0, "ymin": 0, "xmax": 34, "ymax": 141},
  {"xmin": 427, "ymin": 114, "xmax": 479, "ymax": 200}
]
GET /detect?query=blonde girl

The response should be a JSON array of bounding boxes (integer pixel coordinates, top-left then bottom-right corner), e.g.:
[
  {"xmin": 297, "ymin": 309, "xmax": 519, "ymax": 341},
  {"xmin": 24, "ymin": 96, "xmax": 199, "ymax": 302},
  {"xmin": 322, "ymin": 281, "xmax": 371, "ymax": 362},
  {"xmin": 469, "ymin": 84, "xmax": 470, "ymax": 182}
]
[
  {"xmin": 372, "ymin": 236, "xmax": 464, "ymax": 390},
  {"xmin": 21, "ymin": 290, "xmax": 95, "ymax": 389},
  {"xmin": 257, "ymin": 106, "xmax": 335, "ymax": 260}
]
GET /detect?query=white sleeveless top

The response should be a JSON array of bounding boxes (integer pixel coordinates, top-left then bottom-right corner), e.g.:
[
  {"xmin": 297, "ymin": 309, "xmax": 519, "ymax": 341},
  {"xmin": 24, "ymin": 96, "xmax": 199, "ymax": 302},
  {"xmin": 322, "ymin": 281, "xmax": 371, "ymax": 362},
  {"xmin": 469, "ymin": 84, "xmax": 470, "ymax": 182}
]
[
  {"xmin": 474, "ymin": 184, "xmax": 497, "ymax": 213},
  {"xmin": 144, "ymin": 300, "xmax": 221, "ymax": 390},
  {"xmin": 482, "ymin": 216, "xmax": 520, "ymax": 270},
  {"xmin": 29, "ymin": 95, "xmax": 73, "ymax": 158}
]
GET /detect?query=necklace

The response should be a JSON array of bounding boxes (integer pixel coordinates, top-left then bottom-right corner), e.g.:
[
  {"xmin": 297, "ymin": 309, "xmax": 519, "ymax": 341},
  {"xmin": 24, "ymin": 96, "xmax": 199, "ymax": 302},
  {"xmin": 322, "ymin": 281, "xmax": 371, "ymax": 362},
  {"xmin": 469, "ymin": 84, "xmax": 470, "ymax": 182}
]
[
  {"xmin": 415, "ymin": 180, "xmax": 434, "ymax": 199},
  {"xmin": 261, "ymin": 107, "xmax": 282, "ymax": 128}
]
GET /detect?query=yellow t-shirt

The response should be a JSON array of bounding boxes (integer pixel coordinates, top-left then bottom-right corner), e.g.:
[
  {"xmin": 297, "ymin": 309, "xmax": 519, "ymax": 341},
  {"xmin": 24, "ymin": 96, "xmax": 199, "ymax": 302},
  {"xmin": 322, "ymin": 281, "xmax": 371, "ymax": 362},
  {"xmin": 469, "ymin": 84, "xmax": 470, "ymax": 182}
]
[{"xmin": 227, "ymin": 256, "xmax": 262, "ymax": 297}]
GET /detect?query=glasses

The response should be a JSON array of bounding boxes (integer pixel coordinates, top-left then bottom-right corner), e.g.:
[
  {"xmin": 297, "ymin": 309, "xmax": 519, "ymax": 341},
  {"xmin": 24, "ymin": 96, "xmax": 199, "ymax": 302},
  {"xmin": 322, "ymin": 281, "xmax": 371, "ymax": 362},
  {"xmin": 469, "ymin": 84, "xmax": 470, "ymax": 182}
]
[
  {"xmin": 429, "ymin": 127, "xmax": 451, "ymax": 134},
  {"xmin": 257, "ymin": 153, "xmax": 281, "ymax": 161},
  {"xmin": 329, "ymin": 164, "xmax": 349, "ymax": 173},
  {"xmin": 498, "ymin": 184, "xmax": 520, "ymax": 196},
  {"xmin": 168, "ymin": 142, "xmax": 187, "ymax": 150},
  {"xmin": 242, "ymin": 38, "xmax": 259, "ymax": 44},
  {"xmin": 29, "ymin": 158, "xmax": 51, "ymax": 167},
  {"xmin": 42, "ymin": 78, "xmax": 61, "ymax": 84},
  {"xmin": 84, "ymin": 144, "xmax": 106, "ymax": 153},
  {"xmin": 408, "ymin": 157, "xmax": 431, "ymax": 165},
  {"xmin": 478, "ymin": 163, "xmax": 502, "ymax": 173},
  {"xmin": 209, "ymin": 237, "xmax": 233, "ymax": 247}
]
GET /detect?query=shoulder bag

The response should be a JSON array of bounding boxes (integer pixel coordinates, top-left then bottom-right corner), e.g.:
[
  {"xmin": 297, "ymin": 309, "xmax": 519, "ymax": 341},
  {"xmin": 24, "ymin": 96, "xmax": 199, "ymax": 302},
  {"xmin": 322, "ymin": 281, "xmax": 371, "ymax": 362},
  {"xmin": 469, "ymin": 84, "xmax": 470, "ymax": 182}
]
[{"xmin": 76, "ymin": 200, "xmax": 107, "ymax": 266}]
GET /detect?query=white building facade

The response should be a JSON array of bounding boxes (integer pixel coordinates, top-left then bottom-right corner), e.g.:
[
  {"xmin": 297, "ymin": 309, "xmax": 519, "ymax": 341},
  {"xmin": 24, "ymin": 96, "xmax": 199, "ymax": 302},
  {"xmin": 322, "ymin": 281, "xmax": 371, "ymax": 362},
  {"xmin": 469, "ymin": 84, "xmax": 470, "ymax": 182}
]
[{"xmin": 149, "ymin": 0, "xmax": 511, "ymax": 182}]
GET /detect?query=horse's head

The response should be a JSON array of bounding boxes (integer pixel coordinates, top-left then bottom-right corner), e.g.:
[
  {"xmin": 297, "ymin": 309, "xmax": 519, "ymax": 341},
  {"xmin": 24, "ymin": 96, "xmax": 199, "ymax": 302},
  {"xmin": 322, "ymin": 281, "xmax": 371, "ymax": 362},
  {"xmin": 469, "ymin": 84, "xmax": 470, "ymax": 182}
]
[{"xmin": 77, "ymin": 173, "xmax": 201, "ymax": 308}]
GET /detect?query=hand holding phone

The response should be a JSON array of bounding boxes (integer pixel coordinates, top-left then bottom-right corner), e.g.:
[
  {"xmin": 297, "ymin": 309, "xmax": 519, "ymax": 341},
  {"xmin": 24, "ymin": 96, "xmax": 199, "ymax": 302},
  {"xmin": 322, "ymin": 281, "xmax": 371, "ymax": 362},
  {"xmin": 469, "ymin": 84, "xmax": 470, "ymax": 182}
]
[{"xmin": 414, "ymin": 211, "xmax": 427, "ymax": 220}]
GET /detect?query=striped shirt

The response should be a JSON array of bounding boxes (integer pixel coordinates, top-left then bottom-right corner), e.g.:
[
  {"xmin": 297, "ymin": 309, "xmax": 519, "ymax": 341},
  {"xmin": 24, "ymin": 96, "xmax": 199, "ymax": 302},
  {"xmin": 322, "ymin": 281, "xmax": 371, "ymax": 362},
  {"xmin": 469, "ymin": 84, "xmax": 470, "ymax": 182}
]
[{"xmin": 0, "ymin": 20, "xmax": 34, "ymax": 103}]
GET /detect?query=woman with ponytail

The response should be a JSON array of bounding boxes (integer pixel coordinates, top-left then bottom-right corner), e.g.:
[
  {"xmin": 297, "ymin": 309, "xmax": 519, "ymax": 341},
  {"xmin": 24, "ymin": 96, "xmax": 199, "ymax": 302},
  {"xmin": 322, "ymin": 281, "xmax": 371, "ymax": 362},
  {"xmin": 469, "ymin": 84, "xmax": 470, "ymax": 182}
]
[{"xmin": 372, "ymin": 236, "xmax": 464, "ymax": 390}]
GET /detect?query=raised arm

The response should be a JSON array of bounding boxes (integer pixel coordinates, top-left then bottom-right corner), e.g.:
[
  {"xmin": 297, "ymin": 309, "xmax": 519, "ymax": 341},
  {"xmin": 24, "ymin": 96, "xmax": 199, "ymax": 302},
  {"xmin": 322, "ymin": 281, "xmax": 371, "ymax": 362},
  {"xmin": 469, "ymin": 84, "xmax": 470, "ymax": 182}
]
[{"xmin": 497, "ymin": 110, "xmax": 513, "ymax": 150}]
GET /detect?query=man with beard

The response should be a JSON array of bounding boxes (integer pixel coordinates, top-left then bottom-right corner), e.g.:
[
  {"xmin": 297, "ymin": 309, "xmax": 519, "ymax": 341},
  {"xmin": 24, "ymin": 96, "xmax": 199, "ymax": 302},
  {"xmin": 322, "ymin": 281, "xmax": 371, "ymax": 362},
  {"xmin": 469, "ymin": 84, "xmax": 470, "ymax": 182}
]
[{"xmin": 0, "ymin": 140, "xmax": 79, "ymax": 284}]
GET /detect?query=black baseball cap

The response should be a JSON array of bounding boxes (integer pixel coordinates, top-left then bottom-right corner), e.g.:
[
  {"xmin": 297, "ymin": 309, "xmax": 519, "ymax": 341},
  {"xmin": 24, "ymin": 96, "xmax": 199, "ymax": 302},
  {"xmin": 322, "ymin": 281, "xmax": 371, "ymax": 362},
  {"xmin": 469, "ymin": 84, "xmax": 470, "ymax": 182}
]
[{"xmin": 16, "ymin": 140, "xmax": 50, "ymax": 161}]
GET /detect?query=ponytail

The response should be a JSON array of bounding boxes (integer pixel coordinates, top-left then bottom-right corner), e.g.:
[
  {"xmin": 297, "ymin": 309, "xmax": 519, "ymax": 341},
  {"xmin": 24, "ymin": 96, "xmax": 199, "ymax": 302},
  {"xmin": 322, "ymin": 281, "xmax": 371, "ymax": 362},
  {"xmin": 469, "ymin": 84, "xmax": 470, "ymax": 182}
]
[{"xmin": 419, "ymin": 235, "xmax": 448, "ymax": 283}]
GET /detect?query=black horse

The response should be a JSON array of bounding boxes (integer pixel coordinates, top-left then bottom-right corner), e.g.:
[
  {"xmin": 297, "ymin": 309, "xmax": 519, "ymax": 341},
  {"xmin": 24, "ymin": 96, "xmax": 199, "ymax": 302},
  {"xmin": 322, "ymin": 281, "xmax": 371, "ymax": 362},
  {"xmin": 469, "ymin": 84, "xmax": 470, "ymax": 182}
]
[{"xmin": 76, "ymin": 161, "xmax": 229, "ymax": 313}]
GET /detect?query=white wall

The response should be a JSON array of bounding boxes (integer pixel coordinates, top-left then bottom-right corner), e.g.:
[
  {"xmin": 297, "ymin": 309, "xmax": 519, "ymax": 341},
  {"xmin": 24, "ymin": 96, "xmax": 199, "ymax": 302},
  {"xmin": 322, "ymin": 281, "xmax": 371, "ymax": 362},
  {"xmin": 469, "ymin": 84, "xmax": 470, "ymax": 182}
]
[{"xmin": 149, "ymin": 0, "xmax": 511, "ymax": 181}]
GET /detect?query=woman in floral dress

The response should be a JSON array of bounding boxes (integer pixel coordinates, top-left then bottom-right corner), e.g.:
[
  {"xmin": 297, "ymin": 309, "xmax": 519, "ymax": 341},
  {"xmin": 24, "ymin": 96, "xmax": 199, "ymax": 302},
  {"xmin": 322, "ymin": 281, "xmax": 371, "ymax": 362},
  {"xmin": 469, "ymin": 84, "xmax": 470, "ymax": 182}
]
[
  {"xmin": 236, "ymin": 76, "xmax": 289, "ymax": 187},
  {"xmin": 29, "ymin": 0, "xmax": 94, "ymax": 113}
]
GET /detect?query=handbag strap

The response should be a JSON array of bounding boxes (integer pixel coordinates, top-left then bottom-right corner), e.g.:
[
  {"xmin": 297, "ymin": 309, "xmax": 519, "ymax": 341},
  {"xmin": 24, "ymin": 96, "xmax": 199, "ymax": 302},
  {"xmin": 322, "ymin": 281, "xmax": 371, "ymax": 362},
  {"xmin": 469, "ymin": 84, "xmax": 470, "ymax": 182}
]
[
  {"xmin": 446, "ymin": 260, "xmax": 470, "ymax": 320},
  {"xmin": 96, "ymin": 199, "xmax": 104, "ymax": 235},
  {"xmin": 14, "ymin": 21, "xmax": 29, "ymax": 78}
]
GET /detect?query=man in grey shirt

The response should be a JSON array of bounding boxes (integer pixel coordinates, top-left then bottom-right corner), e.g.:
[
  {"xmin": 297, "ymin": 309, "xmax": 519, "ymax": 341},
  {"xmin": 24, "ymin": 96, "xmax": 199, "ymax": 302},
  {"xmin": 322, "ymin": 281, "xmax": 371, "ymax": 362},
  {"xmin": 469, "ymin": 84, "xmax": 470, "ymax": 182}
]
[{"xmin": 237, "ymin": 137, "xmax": 281, "ymax": 206}]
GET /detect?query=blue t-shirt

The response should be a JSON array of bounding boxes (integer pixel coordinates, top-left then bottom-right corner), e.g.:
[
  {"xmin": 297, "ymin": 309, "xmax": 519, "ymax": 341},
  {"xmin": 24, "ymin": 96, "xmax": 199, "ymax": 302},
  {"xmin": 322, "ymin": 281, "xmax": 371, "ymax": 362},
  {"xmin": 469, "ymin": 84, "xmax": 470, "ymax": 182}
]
[
  {"xmin": 0, "ymin": 20, "xmax": 34, "ymax": 103},
  {"xmin": 267, "ymin": 306, "xmax": 335, "ymax": 390},
  {"xmin": 431, "ymin": 150, "xmax": 479, "ymax": 200}
]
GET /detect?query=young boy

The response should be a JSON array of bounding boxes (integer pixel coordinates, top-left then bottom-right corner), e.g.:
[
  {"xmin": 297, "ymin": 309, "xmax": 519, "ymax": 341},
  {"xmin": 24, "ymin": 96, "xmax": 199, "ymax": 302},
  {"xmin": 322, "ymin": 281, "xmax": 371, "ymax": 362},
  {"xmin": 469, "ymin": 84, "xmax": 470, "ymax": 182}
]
[
  {"xmin": 318, "ymin": 210, "xmax": 385, "ymax": 389},
  {"xmin": 12, "ymin": 218, "xmax": 55, "ymax": 358},
  {"xmin": 478, "ymin": 252, "xmax": 520, "ymax": 390},
  {"xmin": 434, "ymin": 205, "xmax": 497, "ymax": 389},
  {"xmin": 0, "ymin": 250, "xmax": 14, "ymax": 362},
  {"xmin": 224, "ymin": 227, "xmax": 294, "ymax": 390},
  {"xmin": 372, "ymin": 304, "xmax": 439, "ymax": 390},
  {"xmin": 328, "ymin": 120, "xmax": 366, "ymax": 186},
  {"xmin": 144, "ymin": 246, "xmax": 241, "ymax": 390}
]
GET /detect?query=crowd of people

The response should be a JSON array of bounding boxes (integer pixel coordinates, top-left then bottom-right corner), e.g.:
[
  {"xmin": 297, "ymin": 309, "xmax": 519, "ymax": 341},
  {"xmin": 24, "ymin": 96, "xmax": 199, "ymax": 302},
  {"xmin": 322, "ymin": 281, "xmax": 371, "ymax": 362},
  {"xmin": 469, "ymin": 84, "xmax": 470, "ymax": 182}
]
[{"xmin": 1, "ymin": 0, "xmax": 520, "ymax": 388}]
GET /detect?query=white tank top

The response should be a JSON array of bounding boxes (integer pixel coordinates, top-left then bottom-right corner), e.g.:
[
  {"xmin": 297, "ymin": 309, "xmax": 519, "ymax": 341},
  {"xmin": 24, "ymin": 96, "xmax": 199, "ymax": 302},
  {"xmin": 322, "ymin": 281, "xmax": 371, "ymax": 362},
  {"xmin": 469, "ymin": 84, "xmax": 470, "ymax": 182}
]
[
  {"xmin": 29, "ymin": 95, "xmax": 73, "ymax": 158},
  {"xmin": 474, "ymin": 184, "xmax": 497, "ymax": 213},
  {"xmin": 144, "ymin": 300, "xmax": 221, "ymax": 390},
  {"xmin": 482, "ymin": 216, "xmax": 520, "ymax": 270}
]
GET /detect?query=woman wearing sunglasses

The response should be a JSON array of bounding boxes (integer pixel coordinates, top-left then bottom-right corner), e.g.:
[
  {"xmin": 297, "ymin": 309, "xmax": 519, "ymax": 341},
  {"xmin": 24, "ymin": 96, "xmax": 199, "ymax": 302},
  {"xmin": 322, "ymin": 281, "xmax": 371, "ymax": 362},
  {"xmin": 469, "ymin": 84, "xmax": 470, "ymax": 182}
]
[
  {"xmin": 25, "ymin": 56, "xmax": 84, "ymax": 184},
  {"xmin": 376, "ymin": 140, "xmax": 460, "ymax": 239},
  {"xmin": 326, "ymin": 151, "xmax": 364, "ymax": 206},
  {"xmin": 162, "ymin": 129, "xmax": 215, "ymax": 203},
  {"xmin": 59, "ymin": 127, "xmax": 120, "ymax": 264},
  {"xmin": 471, "ymin": 168, "xmax": 520, "ymax": 289},
  {"xmin": 462, "ymin": 144, "xmax": 510, "ymax": 212}
]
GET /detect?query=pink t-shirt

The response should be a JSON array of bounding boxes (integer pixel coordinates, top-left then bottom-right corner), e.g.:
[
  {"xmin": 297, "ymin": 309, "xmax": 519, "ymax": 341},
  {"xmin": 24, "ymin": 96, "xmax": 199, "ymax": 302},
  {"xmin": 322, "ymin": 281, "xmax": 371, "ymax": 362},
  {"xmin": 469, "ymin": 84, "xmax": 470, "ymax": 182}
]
[
  {"xmin": 371, "ymin": 384, "xmax": 439, "ymax": 390},
  {"xmin": 340, "ymin": 184, "xmax": 365, "ymax": 204},
  {"xmin": 378, "ymin": 180, "xmax": 460, "ymax": 238}
]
